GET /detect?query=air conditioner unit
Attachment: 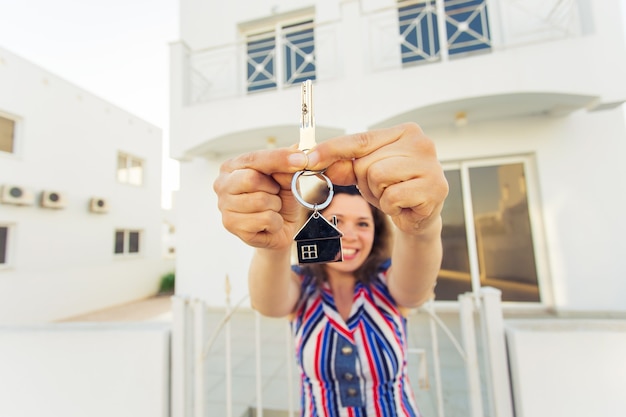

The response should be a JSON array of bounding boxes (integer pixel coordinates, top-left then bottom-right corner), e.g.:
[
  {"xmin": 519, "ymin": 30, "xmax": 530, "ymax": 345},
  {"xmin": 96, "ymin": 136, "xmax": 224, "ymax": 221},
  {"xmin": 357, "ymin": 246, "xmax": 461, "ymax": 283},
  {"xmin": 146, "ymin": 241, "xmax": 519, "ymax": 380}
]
[
  {"xmin": 89, "ymin": 197, "xmax": 109, "ymax": 213},
  {"xmin": 0, "ymin": 185, "xmax": 35, "ymax": 206},
  {"xmin": 40, "ymin": 190, "xmax": 67, "ymax": 209}
]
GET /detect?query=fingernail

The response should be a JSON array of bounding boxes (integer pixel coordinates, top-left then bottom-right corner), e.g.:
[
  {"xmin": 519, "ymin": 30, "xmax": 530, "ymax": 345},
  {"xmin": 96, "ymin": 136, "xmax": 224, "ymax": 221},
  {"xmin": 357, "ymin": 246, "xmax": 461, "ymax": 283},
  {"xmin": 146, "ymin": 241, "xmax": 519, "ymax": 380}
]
[
  {"xmin": 306, "ymin": 151, "xmax": 319, "ymax": 168},
  {"xmin": 288, "ymin": 152, "xmax": 307, "ymax": 168}
]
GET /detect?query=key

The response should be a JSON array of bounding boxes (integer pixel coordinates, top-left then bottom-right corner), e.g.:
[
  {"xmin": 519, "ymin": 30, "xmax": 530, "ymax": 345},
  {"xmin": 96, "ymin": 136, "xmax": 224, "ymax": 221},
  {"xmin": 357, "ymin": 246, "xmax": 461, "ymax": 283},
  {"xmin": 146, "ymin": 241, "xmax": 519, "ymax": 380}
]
[
  {"xmin": 299, "ymin": 79, "xmax": 316, "ymax": 152},
  {"xmin": 292, "ymin": 80, "xmax": 344, "ymax": 264}
]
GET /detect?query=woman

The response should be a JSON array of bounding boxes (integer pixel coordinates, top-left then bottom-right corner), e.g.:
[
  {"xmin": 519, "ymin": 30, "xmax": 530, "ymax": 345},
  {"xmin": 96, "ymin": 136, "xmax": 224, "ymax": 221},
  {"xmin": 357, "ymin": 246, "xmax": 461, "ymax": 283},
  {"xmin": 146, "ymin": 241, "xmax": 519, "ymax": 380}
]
[{"xmin": 214, "ymin": 123, "xmax": 448, "ymax": 416}]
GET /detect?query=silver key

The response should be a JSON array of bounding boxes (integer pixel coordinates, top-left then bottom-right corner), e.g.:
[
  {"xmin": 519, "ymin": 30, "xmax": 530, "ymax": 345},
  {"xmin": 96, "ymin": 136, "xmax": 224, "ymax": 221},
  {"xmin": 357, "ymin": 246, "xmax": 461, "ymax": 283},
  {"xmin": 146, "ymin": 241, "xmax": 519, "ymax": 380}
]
[{"xmin": 299, "ymin": 79, "xmax": 316, "ymax": 152}]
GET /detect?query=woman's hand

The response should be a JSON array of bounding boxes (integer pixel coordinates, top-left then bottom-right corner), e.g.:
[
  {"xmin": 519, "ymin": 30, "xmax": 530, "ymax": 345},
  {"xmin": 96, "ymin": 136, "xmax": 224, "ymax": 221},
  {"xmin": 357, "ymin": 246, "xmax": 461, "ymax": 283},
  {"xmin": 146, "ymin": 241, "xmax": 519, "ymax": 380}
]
[
  {"xmin": 213, "ymin": 148, "xmax": 309, "ymax": 250},
  {"xmin": 304, "ymin": 123, "xmax": 449, "ymax": 235}
]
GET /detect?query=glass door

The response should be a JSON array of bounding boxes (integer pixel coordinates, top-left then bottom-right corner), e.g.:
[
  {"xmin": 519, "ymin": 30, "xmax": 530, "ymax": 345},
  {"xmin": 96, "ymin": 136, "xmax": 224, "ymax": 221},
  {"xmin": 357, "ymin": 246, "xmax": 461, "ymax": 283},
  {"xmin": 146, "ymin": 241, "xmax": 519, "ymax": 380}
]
[{"xmin": 437, "ymin": 157, "xmax": 542, "ymax": 302}]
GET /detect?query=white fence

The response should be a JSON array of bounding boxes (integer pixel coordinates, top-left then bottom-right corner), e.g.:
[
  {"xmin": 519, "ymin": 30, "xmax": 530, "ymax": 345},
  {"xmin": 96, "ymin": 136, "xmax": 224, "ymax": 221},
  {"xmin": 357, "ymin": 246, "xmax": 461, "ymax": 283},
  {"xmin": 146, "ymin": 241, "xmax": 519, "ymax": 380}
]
[
  {"xmin": 0, "ymin": 322, "xmax": 171, "ymax": 417},
  {"xmin": 2, "ymin": 289, "xmax": 624, "ymax": 417},
  {"xmin": 171, "ymin": 287, "xmax": 513, "ymax": 417}
]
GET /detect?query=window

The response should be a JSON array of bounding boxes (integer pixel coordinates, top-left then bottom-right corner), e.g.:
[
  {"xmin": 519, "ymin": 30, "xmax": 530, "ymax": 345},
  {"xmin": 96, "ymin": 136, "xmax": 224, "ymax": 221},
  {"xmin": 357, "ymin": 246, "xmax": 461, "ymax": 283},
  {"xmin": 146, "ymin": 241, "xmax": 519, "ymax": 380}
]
[
  {"xmin": 246, "ymin": 19, "xmax": 315, "ymax": 93},
  {"xmin": 437, "ymin": 158, "xmax": 542, "ymax": 303},
  {"xmin": 0, "ymin": 225, "xmax": 8, "ymax": 266},
  {"xmin": 398, "ymin": 0, "xmax": 491, "ymax": 65},
  {"xmin": 247, "ymin": 31, "xmax": 277, "ymax": 92},
  {"xmin": 0, "ymin": 114, "xmax": 16, "ymax": 154},
  {"xmin": 283, "ymin": 21, "xmax": 316, "ymax": 85},
  {"xmin": 445, "ymin": 0, "xmax": 491, "ymax": 56},
  {"xmin": 114, "ymin": 229, "xmax": 141, "ymax": 255},
  {"xmin": 398, "ymin": 0, "xmax": 440, "ymax": 64},
  {"xmin": 301, "ymin": 244, "xmax": 318, "ymax": 260},
  {"xmin": 117, "ymin": 153, "xmax": 143, "ymax": 186}
]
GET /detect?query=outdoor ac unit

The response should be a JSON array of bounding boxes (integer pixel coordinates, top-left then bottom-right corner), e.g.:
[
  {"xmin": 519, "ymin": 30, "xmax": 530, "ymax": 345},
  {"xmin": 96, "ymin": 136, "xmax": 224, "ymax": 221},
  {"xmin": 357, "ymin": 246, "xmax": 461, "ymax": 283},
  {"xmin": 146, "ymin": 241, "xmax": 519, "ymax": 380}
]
[
  {"xmin": 0, "ymin": 185, "xmax": 35, "ymax": 206},
  {"xmin": 40, "ymin": 190, "xmax": 67, "ymax": 209},
  {"xmin": 89, "ymin": 197, "xmax": 109, "ymax": 213}
]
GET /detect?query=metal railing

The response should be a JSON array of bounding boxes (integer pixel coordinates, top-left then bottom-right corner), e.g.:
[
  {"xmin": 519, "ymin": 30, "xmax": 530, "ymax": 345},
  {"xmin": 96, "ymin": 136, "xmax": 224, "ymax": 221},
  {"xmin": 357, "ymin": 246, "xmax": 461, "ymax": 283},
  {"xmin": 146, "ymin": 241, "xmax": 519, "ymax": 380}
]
[{"xmin": 171, "ymin": 281, "xmax": 513, "ymax": 417}]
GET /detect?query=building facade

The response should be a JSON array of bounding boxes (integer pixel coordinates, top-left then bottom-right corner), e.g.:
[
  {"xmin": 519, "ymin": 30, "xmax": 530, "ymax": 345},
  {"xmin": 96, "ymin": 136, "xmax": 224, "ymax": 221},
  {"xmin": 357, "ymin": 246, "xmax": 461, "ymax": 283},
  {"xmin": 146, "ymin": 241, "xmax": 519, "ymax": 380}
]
[
  {"xmin": 168, "ymin": 1, "xmax": 626, "ymax": 415},
  {"xmin": 0, "ymin": 47, "xmax": 174, "ymax": 324},
  {"xmin": 170, "ymin": 0, "xmax": 626, "ymax": 314}
]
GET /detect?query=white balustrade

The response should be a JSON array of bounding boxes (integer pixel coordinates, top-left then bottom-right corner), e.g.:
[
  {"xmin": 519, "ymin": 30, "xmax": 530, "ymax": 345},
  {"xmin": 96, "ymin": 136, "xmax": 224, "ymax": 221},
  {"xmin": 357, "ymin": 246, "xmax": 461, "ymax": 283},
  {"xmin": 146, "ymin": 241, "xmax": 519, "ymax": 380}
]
[{"xmin": 171, "ymin": 285, "xmax": 510, "ymax": 417}]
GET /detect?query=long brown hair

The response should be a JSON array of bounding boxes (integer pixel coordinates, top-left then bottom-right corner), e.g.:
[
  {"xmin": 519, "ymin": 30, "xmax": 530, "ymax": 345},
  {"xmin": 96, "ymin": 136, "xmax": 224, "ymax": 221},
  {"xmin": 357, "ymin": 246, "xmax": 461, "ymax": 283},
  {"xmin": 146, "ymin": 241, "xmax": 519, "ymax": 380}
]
[{"xmin": 298, "ymin": 182, "xmax": 393, "ymax": 286}]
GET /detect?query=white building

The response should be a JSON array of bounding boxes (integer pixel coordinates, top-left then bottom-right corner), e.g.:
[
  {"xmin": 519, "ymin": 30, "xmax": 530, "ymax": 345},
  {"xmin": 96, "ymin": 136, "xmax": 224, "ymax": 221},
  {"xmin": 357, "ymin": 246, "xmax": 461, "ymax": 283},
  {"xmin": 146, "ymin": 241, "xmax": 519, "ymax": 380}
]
[
  {"xmin": 169, "ymin": 0, "xmax": 626, "ymax": 415},
  {"xmin": 171, "ymin": 0, "xmax": 626, "ymax": 312},
  {"xmin": 0, "ymin": 47, "xmax": 175, "ymax": 324}
]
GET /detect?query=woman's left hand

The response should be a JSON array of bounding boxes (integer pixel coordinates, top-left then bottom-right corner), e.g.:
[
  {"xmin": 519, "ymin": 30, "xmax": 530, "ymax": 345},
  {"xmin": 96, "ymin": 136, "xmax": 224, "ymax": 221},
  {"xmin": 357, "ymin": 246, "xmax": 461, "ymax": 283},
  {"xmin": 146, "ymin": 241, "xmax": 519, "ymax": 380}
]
[{"xmin": 304, "ymin": 122, "xmax": 449, "ymax": 234}]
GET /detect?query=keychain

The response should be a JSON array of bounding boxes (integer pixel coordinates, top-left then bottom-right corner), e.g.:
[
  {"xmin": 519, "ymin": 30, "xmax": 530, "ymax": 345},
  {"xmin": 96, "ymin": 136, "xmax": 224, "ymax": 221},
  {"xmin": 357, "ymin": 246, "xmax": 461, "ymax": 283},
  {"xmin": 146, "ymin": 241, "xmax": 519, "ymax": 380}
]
[{"xmin": 292, "ymin": 80, "xmax": 344, "ymax": 264}]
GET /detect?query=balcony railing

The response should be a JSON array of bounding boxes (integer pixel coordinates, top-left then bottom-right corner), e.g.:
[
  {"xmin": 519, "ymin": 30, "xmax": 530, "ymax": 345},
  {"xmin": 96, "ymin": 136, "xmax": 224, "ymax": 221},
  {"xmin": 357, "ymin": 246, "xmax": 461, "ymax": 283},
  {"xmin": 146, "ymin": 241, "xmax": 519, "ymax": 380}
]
[{"xmin": 181, "ymin": 0, "xmax": 582, "ymax": 105}]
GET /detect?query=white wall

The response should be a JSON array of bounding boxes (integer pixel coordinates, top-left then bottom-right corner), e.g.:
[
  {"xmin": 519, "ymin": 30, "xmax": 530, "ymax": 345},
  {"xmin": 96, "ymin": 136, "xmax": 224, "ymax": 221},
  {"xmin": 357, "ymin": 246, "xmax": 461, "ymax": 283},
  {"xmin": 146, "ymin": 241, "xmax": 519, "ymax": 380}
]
[
  {"xmin": 174, "ymin": 157, "xmax": 253, "ymax": 306},
  {"xmin": 506, "ymin": 319, "xmax": 626, "ymax": 417},
  {"xmin": 0, "ymin": 47, "xmax": 174, "ymax": 324},
  {"xmin": 0, "ymin": 323, "xmax": 170, "ymax": 417}
]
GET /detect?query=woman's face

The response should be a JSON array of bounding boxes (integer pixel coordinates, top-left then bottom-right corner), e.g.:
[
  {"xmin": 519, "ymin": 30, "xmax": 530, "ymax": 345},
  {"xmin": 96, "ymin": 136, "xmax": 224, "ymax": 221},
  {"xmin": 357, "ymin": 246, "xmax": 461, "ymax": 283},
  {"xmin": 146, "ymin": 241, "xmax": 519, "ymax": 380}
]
[{"xmin": 322, "ymin": 193, "xmax": 375, "ymax": 275}]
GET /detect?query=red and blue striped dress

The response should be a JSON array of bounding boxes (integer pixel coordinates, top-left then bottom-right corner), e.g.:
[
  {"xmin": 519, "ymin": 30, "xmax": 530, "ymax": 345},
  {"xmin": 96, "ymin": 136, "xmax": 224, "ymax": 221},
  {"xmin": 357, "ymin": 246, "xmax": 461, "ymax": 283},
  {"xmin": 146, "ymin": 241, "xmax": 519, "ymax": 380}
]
[{"xmin": 291, "ymin": 260, "xmax": 421, "ymax": 417}]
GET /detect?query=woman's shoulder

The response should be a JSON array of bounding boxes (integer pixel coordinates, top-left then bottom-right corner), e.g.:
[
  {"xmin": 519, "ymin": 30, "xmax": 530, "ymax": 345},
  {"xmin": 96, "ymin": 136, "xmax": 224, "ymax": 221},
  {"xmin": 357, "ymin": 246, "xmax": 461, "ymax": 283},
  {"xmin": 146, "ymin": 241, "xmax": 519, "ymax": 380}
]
[
  {"xmin": 291, "ymin": 265, "xmax": 319, "ymax": 292},
  {"xmin": 289, "ymin": 265, "xmax": 322, "ymax": 321},
  {"xmin": 367, "ymin": 259, "xmax": 413, "ymax": 317},
  {"xmin": 291, "ymin": 264, "xmax": 310, "ymax": 280},
  {"xmin": 371, "ymin": 258, "xmax": 392, "ymax": 285},
  {"xmin": 370, "ymin": 259, "xmax": 398, "ymax": 301},
  {"xmin": 377, "ymin": 258, "xmax": 392, "ymax": 273}
]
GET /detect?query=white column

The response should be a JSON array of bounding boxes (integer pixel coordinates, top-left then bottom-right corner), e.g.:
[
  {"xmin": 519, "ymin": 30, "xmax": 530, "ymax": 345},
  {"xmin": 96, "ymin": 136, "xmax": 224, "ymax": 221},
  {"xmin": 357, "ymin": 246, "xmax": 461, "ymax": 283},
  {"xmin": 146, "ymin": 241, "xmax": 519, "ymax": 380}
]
[
  {"xmin": 225, "ymin": 276, "xmax": 233, "ymax": 417},
  {"xmin": 171, "ymin": 295, "xmax": 193, "ymax": 417},
  {"xmin": 435, "ymin": 0, "xmax": 449, "ymax": 62},
  {"xmin": 286, "ymin": 322, "xmax": 295, "ymax": 417},
  {"xmin": 255, "ymin": 311, "xmax": 264, "ymax": 417},
  {"xmin": 484, "ymin": 0, "xmax": 504, "ymax": 49},
  {"xmin": 480, "ymin": 287, "xmax": 514, "ymax": 417},
  {"xmin": 427, "ymin": 304, "xmax": 446, "ymax": 417},
  {"xmin": 458, "ymin": 293, "xmax": 484, "ymax": 417},
  {"xmin": 193, "ymin": 299, "xmax": 207, "ymax": 417}
]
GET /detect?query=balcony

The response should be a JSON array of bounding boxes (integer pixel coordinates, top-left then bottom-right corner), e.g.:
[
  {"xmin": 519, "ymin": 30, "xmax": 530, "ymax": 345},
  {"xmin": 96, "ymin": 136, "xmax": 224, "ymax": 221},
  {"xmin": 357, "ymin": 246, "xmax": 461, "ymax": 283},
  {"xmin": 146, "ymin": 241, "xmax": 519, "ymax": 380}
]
[
  {"xmin": 181, "ymin": 0, "xmax": 584, "ymax": 105},
  {"xmin": 169, "ymin": 0, "xmax": 612, "ymax": 159}
]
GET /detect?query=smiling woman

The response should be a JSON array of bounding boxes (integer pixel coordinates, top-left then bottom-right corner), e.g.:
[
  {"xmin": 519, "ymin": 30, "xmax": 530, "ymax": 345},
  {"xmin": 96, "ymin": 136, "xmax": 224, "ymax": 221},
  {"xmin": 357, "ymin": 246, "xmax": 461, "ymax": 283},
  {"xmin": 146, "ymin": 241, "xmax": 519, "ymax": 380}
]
[
  {"xmin": 214, "ymin": 123, "xmax": 448, "ymax": 416},
  {"xmin": 299, "ymin": 184, "xmax": 391, "ymax": 290}
]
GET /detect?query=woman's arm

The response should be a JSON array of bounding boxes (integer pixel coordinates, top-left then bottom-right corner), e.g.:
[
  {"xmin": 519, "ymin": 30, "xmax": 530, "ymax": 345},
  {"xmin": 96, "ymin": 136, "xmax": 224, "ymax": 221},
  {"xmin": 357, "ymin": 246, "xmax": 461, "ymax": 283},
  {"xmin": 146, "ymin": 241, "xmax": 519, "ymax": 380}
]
[
  {"xmin": 248, "ymin": 247, "xmax": 301, "ymax": 317},
  {"xmin": 213, "ymin": 147, "xmax": 309, "ymax": 317},
  {"xmin": 389, "ymin": 215, "xmax": 442, "ymax": 308}
]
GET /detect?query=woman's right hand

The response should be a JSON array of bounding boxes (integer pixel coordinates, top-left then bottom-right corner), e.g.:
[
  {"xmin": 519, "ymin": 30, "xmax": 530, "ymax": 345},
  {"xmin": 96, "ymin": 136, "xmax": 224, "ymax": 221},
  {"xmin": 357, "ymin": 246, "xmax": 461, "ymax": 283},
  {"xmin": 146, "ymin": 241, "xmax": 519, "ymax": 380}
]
[{"xmin": 213, "ymin": 147, "xmax": 309, "ymax": 250}]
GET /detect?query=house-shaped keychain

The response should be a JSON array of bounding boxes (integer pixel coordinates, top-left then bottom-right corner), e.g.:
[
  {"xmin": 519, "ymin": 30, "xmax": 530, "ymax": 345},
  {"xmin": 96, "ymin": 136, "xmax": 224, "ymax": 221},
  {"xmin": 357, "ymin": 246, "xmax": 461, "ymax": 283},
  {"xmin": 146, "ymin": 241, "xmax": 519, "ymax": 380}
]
[{"xmin": 293, "ymin": 211, "xmax": 343, "ymax": 264}]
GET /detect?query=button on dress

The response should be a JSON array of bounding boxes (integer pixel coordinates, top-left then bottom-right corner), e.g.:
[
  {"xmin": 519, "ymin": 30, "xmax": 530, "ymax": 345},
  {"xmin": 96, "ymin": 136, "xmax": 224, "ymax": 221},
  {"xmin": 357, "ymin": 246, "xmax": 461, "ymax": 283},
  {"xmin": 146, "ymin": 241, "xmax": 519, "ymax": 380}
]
[{"xmin": 291, "ymin": 260, "xmax": 421, "ymax": 417}]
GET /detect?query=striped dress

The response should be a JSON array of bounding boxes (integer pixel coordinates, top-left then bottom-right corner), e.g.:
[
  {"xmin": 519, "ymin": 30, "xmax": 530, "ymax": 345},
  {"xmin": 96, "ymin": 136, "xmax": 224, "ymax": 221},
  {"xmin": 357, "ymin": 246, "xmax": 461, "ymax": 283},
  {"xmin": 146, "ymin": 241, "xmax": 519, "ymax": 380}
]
[{"xmin": 291, "ymin": 260, "xmax": 421, "ymax": 417}]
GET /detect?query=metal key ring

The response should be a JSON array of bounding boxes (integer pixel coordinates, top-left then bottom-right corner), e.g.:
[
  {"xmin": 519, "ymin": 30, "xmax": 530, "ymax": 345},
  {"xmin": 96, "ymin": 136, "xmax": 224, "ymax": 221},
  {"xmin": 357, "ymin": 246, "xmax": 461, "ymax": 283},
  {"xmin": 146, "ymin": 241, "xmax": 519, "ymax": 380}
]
[{"xmin": 291, "ymin": 170, "xmax": 334, "ymax": 211}]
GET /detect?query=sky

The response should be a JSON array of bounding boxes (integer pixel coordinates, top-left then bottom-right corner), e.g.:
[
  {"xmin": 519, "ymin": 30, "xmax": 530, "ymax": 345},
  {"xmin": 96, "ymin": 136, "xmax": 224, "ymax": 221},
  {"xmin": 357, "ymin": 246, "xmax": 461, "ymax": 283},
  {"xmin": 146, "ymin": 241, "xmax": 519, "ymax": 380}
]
[{"xmin": 0, "ymin": 0, "xmax": 180, "ymax": 208}]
